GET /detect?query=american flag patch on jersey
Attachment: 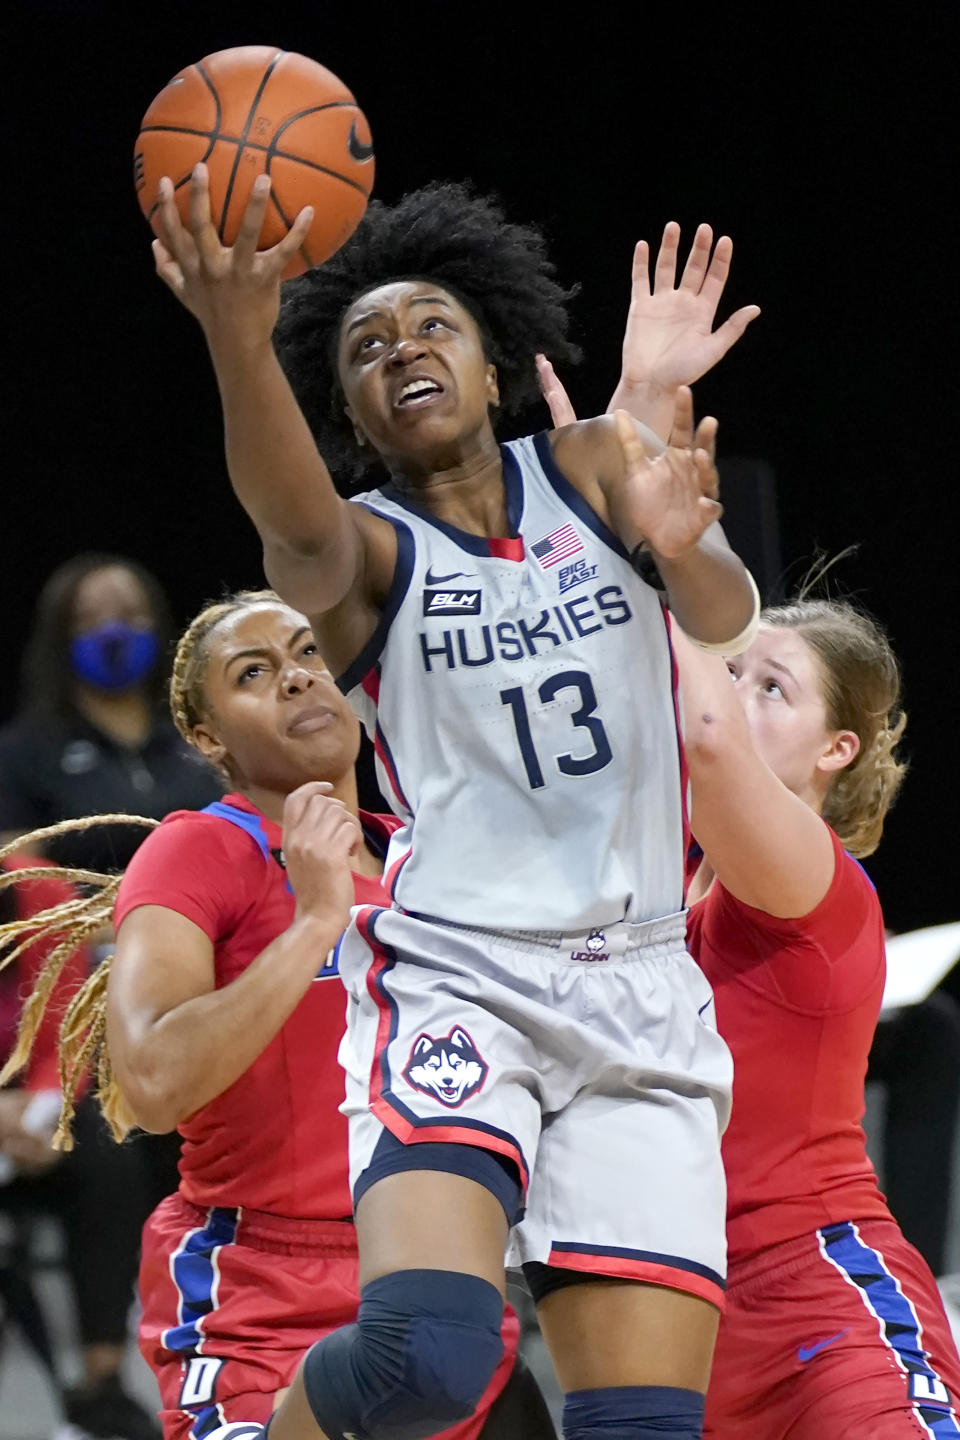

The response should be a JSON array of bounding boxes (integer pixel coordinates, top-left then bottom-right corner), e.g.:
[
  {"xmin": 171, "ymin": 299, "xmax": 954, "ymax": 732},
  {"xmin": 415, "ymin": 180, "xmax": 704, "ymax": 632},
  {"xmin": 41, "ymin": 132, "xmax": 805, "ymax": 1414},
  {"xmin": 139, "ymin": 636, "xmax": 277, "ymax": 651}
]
[{"xmin": 530, "ymin": 523, "xmax": 583, "ymax": 568}]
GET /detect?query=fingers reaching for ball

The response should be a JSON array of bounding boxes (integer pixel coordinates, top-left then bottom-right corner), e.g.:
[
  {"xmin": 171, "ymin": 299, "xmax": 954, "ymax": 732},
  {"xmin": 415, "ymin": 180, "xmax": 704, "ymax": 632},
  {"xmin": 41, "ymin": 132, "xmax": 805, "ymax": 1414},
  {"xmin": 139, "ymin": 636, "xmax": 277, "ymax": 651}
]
[
  {"xmin": 149, "ymin": 164, "xmax": 317, "ymax": 345},
  {"xmin": 231, "ymin": 171, "xmax": 314, "ymax": 274}
]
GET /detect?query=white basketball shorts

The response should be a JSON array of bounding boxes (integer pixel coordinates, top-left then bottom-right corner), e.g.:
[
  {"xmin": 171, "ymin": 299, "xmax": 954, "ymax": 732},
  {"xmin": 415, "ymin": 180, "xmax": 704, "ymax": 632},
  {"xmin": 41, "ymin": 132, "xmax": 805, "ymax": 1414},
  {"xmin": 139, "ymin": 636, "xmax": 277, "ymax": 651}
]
[{"xmin": 337, "ymin": 904, "xmax": 732, "ymax": 1308}]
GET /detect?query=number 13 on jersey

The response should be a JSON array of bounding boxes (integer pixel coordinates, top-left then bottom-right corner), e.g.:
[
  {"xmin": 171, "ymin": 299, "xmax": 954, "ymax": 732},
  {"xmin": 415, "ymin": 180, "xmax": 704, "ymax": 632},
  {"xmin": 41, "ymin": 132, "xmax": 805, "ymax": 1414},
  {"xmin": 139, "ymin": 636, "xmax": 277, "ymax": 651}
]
[{"xmin": 500, "ymin": 668, "xmax": 613, "ymax": 789}]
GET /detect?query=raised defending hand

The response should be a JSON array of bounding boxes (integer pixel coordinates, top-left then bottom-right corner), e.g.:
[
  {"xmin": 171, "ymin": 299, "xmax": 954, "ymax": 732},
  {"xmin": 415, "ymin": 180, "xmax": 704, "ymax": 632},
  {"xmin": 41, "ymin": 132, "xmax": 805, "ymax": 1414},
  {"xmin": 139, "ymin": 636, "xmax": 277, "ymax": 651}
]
[
  {"xmin": 613, "ymin": 224, "xmax": 760, "ymax": 396},
  {"xmin": 281, "ymin": 782, "xmax": 362, "ymax": 933},
  {"xmin": 617, "ymin": 388, "xmax": 721, "ymax": 560},
  {"xmin": 151, "ymin": 163, "xmax": 314, "ymax": 352}
]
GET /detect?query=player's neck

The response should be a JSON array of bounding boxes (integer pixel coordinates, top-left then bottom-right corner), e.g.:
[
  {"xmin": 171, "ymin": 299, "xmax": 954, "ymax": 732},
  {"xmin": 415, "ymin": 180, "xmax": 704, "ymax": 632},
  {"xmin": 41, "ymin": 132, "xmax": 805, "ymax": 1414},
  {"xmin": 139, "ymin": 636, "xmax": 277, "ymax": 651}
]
[
  {"xmin": 241, "ymin": 772, "xmax": 385, "ymax": 878},
  {"xmin": 390, "ymin": 433, "xmax": 510, "ymax": 536},
  {"xmin": 72, "ymin": 686, "xmax": 151, "ymax": 749},
  {"xmin": 241, "ymin": 770, "xmax": 361, "ymax": 827}
]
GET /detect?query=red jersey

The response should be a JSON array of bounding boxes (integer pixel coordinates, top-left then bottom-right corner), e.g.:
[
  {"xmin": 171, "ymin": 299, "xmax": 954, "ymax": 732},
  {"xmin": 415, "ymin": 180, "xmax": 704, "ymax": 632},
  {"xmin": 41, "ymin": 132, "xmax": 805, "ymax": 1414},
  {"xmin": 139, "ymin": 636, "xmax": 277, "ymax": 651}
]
[
  {"xmin": 1, "ymin": 855, "xmax": 90, "ymax": 1092},
  {"xmin": 113, "ymin": 793, "xmax": 399, "ymax": 1220},
  {"xmin": 687, "ymin": 823, "xmax": 892, "ymax": 1265}
]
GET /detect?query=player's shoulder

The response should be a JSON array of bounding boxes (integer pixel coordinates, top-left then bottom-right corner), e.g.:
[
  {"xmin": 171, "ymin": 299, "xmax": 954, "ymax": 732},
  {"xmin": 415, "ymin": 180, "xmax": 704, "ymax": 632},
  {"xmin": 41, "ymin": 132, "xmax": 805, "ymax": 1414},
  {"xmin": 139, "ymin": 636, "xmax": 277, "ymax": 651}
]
[
  {"xmin": 707, "ymin": 822, "xmax": 882, "ymax": 951},
  {"xmin": 546, "ymin": 416, "xmax": 613, "ymax": 473},
  {"xmin": 134, "ymin": 797, "xmax": 277, "ymax": 871},
  {"xmin": 540, "ymin": 418, "xmax": 624, "ymax": 529},
  {"xmin": 815, "ymin": 827, "xmax": 884, "ymax": 939}
]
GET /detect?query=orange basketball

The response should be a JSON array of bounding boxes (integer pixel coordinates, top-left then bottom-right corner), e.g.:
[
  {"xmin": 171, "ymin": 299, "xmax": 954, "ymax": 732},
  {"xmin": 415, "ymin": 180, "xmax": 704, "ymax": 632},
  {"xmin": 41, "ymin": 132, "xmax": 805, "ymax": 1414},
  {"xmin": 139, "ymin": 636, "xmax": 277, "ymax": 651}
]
[{"xmin": 134, "ymin": 45, "xmax": 374, "ymax": 278}]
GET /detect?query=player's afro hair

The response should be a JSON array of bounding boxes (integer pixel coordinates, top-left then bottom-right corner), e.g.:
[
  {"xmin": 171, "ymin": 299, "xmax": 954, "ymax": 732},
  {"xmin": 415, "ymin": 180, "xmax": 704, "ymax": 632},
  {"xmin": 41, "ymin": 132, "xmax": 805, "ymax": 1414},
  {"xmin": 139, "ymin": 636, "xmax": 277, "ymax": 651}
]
[{"xmin": 273, "ymin": 181, "xmax": 581, "ymax": 485}]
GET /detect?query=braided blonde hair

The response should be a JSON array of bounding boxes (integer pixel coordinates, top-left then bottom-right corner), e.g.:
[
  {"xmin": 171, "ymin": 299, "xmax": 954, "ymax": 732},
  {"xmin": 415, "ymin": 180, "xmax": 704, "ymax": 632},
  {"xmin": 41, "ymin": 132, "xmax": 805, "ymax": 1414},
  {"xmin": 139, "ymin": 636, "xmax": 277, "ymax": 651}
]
[
  {"xmin": 0, "ymin": 817, "xmax": 157, "ymax": 1147},
  {"xmin": 761, "ymin": 598, "xmax": 907, "ymax": 857},
  {"xmin": 0, "ymin": 589, "xmax": 281, "ymax": 1149}
]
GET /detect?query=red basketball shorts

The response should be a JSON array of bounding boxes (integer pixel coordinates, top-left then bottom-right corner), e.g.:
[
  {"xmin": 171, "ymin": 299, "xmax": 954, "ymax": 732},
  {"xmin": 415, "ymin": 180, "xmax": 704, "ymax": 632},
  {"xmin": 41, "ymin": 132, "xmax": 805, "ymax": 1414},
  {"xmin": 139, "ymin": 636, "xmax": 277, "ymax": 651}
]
[
  {"xmin": 139, "ymin": 1192, "xmax": 520, "ymax": 1440},
  {"xmin": 704, "ymin": 1219, "xmax": 960, "ymax": 1437}
]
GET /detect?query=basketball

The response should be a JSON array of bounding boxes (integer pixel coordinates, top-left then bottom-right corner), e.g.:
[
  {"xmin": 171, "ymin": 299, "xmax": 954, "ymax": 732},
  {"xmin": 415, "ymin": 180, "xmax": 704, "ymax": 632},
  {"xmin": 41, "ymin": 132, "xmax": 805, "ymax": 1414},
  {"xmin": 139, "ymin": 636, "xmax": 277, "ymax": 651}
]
[{"xmin": 134, "ymin": 45, "xmax": 374, "ymax": 277}]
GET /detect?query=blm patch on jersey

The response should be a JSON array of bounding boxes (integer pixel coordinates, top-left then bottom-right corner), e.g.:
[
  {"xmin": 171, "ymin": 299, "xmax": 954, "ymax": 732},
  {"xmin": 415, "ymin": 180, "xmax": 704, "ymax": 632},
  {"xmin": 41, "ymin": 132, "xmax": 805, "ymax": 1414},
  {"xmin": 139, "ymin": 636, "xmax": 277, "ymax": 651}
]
[
  {"xmin": 423, "ymin": 588, "xmax": 482, "ymax": 617},
  {"xmin": 403, "ymin": 1026, "xmax": 489, "ymax": 1107}
]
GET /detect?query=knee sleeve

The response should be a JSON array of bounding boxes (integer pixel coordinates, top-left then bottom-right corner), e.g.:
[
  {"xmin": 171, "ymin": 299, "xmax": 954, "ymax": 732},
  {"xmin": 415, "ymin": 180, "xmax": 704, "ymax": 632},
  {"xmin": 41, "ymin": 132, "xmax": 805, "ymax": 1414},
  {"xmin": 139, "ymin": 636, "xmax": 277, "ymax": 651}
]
[
  {"xmin": 563, "ymin": 1386, "xmax": 705, "ymax": 1439},
  {"xmin": 303, "ymin": 1269, "xmax": 504, "ymax": 1440}
]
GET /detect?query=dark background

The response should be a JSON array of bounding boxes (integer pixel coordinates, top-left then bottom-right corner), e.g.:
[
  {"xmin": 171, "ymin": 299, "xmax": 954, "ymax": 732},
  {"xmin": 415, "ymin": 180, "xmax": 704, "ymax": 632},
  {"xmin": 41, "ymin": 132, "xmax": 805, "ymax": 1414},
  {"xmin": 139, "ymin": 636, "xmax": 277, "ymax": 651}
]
[{"xmin": 8, "ymin": 3, "xmax": 958, "ymax": 931}]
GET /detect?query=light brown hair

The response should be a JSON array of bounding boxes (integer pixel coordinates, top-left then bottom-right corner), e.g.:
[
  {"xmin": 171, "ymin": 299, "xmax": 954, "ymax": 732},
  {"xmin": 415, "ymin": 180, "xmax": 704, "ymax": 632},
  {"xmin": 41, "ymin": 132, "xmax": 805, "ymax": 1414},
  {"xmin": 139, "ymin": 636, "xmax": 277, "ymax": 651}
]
[{"xmin": 761, "ymin": 598, "xmax": 907, "ymax": 857}]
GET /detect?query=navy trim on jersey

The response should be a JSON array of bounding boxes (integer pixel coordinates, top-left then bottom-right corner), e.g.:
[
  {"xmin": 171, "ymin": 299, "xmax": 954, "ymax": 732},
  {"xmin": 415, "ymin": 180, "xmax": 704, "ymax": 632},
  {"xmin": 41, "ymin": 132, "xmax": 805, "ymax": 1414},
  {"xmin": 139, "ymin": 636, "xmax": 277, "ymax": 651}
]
[
  {"xmin": 532, "ymin": 431, "xmax": 630, "ymax": 560},
  {"xmin": 374, "ymin": 719, "xmax": 411, "ymax": 812},
  {"xmin": 818, "ymin": 1221, "xmax": 960, "ymax": 1435},
  {"xmin": 200, "ymin": 802, "xmax": 271, "ymax": 861},
  {"xmin": 501, "ymin": 443, "xmax": 526, "ymax": 537},
  {"xmin": 336, "ymin": 515, "xmax": 416, "ymax": 695},
  {"xmin": 361, "ymin": 816, "xmax": 390, "ymax": 860},
  {"xmin": 374, "ymin": 442, "xmax": 525, "ymax": 557}
]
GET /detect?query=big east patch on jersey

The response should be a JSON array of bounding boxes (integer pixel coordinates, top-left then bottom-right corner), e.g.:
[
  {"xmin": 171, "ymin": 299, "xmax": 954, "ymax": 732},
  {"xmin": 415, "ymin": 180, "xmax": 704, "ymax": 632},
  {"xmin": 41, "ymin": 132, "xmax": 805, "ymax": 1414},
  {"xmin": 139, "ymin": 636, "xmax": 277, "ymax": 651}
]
[{"xmin": 403, "ymin": 1027, "xmax": 488, "ymax": 1107}]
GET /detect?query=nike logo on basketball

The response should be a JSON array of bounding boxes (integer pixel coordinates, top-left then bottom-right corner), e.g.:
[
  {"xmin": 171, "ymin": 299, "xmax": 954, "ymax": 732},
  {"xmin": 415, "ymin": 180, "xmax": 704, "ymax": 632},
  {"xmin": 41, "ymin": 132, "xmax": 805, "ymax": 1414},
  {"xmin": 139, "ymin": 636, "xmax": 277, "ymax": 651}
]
[
  {"xmin": 347, "ymin": 122, "xmax": 374, "ymax": 162},
  {"xmin": 425, "ymin": 567, "xmax": 474, "ymax": 585},
  {"xmin": 798, "ymin": 1328, "xmax": 848, "ymax": 1362}
]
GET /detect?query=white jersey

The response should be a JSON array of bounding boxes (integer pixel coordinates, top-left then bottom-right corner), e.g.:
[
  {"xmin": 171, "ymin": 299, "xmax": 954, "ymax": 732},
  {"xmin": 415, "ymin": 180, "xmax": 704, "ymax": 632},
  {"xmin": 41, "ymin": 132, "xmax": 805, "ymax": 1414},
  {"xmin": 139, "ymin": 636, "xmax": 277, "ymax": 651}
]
[{"xmin": 339, "ymin": 432, "xmax": 687, "ymax": 931}]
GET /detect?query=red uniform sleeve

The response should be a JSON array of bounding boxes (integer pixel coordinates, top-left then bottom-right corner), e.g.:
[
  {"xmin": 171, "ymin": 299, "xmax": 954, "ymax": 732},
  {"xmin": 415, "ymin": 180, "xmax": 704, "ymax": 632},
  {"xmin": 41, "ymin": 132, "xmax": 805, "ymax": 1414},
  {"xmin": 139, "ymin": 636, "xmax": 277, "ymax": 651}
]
[
  {"xmin": 706, "ymin": 826, "xmax": 885, "ymax": 1015},
  {"xmin": 3, "ymin": 858, "xmax": 91, "ymax": 1092},
  {"xmin": 114, "ymin": 813, "xmax": 254, "ymax": 941}
]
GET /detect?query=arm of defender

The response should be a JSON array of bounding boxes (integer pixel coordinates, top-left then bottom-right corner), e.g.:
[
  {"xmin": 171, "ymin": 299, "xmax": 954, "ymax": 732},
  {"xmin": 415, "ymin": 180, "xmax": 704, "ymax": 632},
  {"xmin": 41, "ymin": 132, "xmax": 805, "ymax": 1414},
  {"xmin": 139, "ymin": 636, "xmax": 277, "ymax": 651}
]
[
  {"xmin": 107, "ymin": 906, "xmax": 339, "ymax": 1132},
  {"xmin": 674, "ymin": 624, "xmax": 837, "ymax": 917},
  {"xmin": 106, "ymin": 785, "xmax": 359, "ymax": 1132},
  {"xmin": 606, "ymin": 223, "xmax": 760, "ymax": 441},
  {"xmin": 153, "ymin": 165, "xmax": 395, "ymax": 616}
]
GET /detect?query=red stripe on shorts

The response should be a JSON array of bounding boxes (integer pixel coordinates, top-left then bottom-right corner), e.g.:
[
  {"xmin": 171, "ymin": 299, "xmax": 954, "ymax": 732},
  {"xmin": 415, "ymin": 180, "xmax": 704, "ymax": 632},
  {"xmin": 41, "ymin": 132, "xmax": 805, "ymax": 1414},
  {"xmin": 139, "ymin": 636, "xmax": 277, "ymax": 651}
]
[{"xmin": 548, "ymin": 1245, "xmax": 726, "ymax": 1309}]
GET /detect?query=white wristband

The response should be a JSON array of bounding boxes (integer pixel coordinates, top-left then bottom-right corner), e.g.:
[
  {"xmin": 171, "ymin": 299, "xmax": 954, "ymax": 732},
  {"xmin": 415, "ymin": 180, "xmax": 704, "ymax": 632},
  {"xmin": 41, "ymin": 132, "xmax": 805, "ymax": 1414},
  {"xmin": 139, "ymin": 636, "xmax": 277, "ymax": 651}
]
[{"xmin": 689, "ymin": 569, "xmax": 761, "ymax": 656}]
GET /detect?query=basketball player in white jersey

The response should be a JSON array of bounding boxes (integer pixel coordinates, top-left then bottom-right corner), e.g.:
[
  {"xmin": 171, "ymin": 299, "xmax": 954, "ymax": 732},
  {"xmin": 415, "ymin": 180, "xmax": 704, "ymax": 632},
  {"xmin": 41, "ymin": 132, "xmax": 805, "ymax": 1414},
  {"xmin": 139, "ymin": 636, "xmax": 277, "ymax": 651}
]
[{"xmin": 151, "ymin": 172, "xmax": 760, "ymax": 1440}]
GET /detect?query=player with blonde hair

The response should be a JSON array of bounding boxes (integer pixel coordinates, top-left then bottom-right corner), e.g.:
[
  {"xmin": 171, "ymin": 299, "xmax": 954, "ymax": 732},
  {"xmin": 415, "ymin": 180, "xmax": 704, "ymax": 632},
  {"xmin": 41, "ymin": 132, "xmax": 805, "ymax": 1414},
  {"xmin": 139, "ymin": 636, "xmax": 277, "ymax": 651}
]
[{"xmin": 543, "ymin": 278, "xmax": 960, "ymax": 1433}]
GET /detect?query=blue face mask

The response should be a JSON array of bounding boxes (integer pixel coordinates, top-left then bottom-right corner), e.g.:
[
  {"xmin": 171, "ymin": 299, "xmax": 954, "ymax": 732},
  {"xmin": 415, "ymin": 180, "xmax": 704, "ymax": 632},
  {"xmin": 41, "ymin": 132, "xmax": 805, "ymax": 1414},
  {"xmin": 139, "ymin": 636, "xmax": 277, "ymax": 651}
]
[{"xmin": 69, "ymin": 622, "xmax": 159, "ymax": 692}]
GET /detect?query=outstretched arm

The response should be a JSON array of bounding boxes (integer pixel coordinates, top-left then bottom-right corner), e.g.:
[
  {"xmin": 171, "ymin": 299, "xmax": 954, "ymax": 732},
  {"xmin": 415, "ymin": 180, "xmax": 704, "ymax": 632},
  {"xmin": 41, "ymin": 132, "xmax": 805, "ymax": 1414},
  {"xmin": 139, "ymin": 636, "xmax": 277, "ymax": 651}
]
[
  {"xmin": 673, "ymin": 627, "xmax": 838, "ymax": 917},
  {"xmin": 152, "ymin": 165, "xmax": 395, "ymax": 621}
]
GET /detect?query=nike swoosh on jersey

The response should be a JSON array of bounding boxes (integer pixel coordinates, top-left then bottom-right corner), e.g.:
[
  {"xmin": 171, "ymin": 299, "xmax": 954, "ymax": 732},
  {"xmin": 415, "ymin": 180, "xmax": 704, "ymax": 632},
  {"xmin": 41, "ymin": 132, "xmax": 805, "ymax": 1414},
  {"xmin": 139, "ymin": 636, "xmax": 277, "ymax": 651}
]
[
  {"xmin": 347, "ymin": 122, "xmax": 374, "ymax": 163},
  {"xmin": 797, "ymin": 1328, "xmax": 848, "ymax": 1362},
  {"xmin": 424, "ymin": 567, "xmax": 474, "ymax": 585}
]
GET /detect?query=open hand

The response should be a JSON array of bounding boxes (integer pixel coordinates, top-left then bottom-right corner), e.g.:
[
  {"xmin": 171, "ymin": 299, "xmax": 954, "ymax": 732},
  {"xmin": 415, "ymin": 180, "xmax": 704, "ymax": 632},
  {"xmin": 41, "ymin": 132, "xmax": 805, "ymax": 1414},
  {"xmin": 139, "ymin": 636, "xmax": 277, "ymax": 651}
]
[
  {"xmin": 617, "ymin": 388, "xmax": 721, "ymax": 560},
  {"xmin": 152, "ymin": 164, "xmax": 314, "ymax": 352},
  {"xmin": 617, "ymin": 223, "xmax": 760, "ymax": 392}
]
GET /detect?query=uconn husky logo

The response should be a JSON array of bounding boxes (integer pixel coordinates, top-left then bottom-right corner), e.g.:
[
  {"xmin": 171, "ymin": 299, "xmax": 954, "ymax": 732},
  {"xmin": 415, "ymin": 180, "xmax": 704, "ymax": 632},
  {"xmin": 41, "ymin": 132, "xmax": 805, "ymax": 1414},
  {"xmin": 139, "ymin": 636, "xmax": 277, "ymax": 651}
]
[
  {"xmin": 403, "ymin": 1027, "xmax": 488, "ymax": 1108},
  {"xmin": 571, "ymin": 929, "xmax": 610, "ymax": 963}
]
